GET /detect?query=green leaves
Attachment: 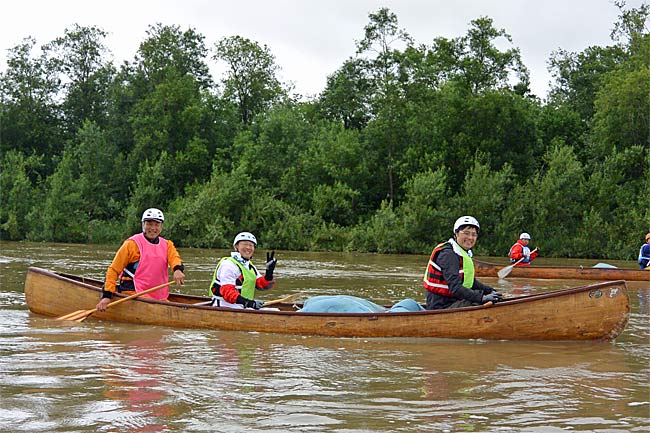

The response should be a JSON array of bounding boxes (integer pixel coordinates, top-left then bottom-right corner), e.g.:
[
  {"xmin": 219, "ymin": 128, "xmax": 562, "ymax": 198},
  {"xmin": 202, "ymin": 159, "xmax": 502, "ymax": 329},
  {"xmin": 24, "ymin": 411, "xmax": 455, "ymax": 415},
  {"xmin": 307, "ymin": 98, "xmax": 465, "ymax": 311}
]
[
  {"xmin": 0, "ymin": 5, "xmax": 648, "ymax": 261},
  {"xmin": 213, "ymin": 35, "xmax": 285, "ymax": 124}
]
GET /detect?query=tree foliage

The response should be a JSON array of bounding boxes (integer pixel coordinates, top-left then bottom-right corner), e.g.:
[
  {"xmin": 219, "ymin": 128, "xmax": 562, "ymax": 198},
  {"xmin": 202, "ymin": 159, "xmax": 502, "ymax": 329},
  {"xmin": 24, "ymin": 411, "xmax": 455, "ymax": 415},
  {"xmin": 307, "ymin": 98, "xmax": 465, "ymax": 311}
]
[
  {"xmin": 1, "ymin": 4, "xmax": 648, "ymax": 262},
  {"xmin": 213, "ymin": 35, "xmax": 285, "ymax": 124}
]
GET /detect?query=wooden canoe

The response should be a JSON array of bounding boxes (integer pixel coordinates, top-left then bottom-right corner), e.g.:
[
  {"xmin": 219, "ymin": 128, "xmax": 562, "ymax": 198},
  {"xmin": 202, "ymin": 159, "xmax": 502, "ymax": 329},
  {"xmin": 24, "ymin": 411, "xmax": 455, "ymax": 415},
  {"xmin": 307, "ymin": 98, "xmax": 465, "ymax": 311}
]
[
  {"xmin": 24, "ymin": 266, "xmax": 630, "ymax": 341},
  {"xmin": 475, "ymin": 259, "xmax": 650, "ymax": 281}
]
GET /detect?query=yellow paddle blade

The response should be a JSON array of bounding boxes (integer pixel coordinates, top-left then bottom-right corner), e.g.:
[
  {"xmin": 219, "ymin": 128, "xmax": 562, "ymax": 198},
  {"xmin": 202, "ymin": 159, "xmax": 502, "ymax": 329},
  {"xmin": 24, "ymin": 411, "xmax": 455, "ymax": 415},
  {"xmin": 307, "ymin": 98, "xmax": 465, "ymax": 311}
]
[{"xmin": 55, "ymin": 309, "xmax": 89, "ymax": 321}]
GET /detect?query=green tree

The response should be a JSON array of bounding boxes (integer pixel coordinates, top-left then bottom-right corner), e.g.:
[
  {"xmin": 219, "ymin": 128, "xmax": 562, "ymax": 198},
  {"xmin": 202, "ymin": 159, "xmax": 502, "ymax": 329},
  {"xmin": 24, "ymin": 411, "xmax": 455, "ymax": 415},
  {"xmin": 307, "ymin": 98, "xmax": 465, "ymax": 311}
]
[
  {"xmin": 318, "ymin": 58, "xmax": 371, "ymax": 129},
  {"xmin": 111, "ymin": 24, "xmax": 223, "ymax": 200},
  {"xmin": 610, "ymin": 0, "xmax": 650, "ymax": 62},
  {"xmin": 397, "ymin": 168, "xmax": 451, "ymax": 253},
  {"xmin": 528, "ymin": 144, "xmax": 586, "ymax": 257},
  {"xmin": 0, "ymin": 37, "xmax": 63, "ymax": 164},
  {"xmin": 351, "ymin": 199, "xmax": 407, "ymax": 253},
  {"xmin": 128, "ymin": 71, "xmax": 215, "ymax": 192},
  {"xmin": 42, "ymin": 24, "xmax": 115, "ymax": 134},
  {"xmin": 232, "ymin": 105, "xmax": 309, "ymax": 202},
  {"xmin": 429, "ymin": 17, "xmax": 529, "ymax": 94},
  {"xmin": 213, "ymin": 35, "xmax": 285, "ymax": 124},
  {"xmin": 547, "ymin": 45, "xmax": 626, "ymax": 122},
  {"xmin": 39, "ymin": 150, "xmax": 87, "ymax": 242},
  {"xmin": 452, "ymin": 159, "xmax": 514, "ymax": 255},
  {"xmin": 403, "ymin": 83, "xmax": 540, "ymax": 190},
  {"xmin": 590, "ymin": 67, "xmax": 650, "ymax": 158},
  {"xmin": 355, "ymin": 8, "xmax": 413, "ymax": 204},
  {"xmin": 300, "ymin": 123, "xmax": 372, "ymax": 215},
  {"xmin": 0, "ymin": 151, "xmax": 43, "ymax": 240},
  {"xmin": 133, "ymin": 23, "xmax": 212, "ymax": 90},
  {"xmin": 38, "ymin": 121, "xmax": 124, "ymax": 242},
  {"xmin": 582, "ymin": 145, "xmax": 648, "ymax": 258},
  {"xmin": 124, "ymin": 155, "xmax": 169, "ymax": 230},
  {"xmin": 311, "ymin": 182, "xmax": 360, "ymax": 227}
]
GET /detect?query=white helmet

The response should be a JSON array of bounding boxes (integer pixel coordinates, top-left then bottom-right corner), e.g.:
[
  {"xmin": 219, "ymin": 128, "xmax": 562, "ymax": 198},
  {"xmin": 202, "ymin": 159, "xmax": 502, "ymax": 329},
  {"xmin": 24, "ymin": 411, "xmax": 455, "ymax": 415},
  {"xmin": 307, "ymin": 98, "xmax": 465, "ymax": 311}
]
[
  {"xmin": 453, "ymin": 216, "xmax": 480, "ymax": 233},
  {"xmin": 520, "ymin": 232, "xmax": 531, "ymax": 240},
  {"xmin": 233, "ymin": 232, "xmax": 257, "ymax": 246},
  {"xmin": 141, "ymin": 208, "xmax": 164, "ymax": 222}
]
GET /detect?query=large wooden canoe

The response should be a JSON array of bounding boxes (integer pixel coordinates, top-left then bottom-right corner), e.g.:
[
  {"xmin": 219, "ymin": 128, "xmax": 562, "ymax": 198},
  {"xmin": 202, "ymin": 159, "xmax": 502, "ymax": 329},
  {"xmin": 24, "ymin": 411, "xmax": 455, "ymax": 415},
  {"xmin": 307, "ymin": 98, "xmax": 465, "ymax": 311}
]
[
  {"xmin": 475, "ymin": 259, "xmax": 650, "ymax": 281},
  {"xmin": 24, "ymin": 266, "xmax": 630, "ymax": 341}
]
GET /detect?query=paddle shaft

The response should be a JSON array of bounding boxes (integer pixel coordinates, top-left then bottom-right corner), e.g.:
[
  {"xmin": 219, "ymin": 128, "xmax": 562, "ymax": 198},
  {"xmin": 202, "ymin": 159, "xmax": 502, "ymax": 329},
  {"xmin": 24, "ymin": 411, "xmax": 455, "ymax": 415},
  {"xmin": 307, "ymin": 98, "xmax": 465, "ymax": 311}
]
[
  {"xmin": 56, "ymin": 280, "xmax": 175, "ymax": 321},
  {"xmin": 104, "ymin": 280, "xmax": 175, "ymax": 309},
  {"xmin": 263, "ymin": 292, "xmax": 305, "ymax": 307}
]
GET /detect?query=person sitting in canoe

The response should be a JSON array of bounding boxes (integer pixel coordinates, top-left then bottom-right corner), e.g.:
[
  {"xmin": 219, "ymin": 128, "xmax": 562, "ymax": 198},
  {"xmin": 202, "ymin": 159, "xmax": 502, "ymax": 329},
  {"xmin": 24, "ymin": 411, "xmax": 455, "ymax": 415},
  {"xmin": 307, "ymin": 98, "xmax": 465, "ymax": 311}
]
[
  {"xmin": 96, "ymin": 208, "xmax": 186, "ymax": 312},
  {"xmin": 508, "ymin": 232, "xmax": 539, "ymax": 266},
  {"xmin": 208, "ymin": 232, "xmax": 277, "ymax": 309},
  {"xmin": 638, "ymin": 233, "xmax": 650, "ymax": 270},
  {"xmin": 423, "ymin": 215, "xmax": 503, "ymax": 309}
]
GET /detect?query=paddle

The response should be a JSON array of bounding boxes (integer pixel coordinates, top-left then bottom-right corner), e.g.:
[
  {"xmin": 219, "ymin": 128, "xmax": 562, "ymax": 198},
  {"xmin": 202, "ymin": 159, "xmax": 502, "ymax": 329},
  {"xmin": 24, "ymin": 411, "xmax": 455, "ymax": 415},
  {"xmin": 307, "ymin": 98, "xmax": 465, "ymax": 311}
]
[
  {"xmin": 55, "ymin": 280, "xmax": 175, "ymax": 322},
  {"xmin": 262, "ymin": 292, "xmax": 306, "ymax": 307},
  {"xmin": 497, "ymin": 248, "xmax": 538, "ymax": 279}
]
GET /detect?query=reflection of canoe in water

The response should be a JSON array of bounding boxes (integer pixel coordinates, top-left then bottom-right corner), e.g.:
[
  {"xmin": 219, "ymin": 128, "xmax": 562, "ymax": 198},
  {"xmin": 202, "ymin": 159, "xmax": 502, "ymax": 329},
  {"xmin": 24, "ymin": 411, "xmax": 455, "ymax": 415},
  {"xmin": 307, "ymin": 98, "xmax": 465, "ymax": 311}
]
[
  {"xmin": 474, "ymin": 259, "xmax": 650, "ymax": 281},
  {"xmin": 25, "ymin": 267, "xmax": 630, "ymax": 341}
]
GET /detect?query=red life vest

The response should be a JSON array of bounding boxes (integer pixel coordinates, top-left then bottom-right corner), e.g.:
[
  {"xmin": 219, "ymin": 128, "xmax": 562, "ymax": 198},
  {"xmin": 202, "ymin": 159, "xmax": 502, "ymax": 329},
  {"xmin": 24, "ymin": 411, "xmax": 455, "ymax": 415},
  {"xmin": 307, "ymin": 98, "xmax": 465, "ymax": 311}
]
[{"xmin": 422, "ymin": 242, "xmax": 464, "ymax": 298}]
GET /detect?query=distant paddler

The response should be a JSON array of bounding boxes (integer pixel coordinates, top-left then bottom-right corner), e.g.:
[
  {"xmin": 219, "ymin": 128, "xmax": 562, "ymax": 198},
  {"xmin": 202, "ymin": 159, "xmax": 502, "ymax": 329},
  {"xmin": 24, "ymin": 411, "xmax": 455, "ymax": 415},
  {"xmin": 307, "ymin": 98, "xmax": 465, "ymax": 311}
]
[{"xmin": 508, "ymin": 232, "xmax": 539, "ymax": 266}]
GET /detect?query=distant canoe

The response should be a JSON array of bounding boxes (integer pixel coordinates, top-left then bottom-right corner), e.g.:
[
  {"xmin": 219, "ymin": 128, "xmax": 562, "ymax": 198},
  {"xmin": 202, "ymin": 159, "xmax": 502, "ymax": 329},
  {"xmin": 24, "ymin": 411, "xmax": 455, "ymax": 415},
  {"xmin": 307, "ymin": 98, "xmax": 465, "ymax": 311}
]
[
  {"xmin": 475, "ymin": 259, "xmax": 650, "ymax": 281},
  {"xmin": 24, "ymin": 267, "xmax": 630, "ymax": 341}
]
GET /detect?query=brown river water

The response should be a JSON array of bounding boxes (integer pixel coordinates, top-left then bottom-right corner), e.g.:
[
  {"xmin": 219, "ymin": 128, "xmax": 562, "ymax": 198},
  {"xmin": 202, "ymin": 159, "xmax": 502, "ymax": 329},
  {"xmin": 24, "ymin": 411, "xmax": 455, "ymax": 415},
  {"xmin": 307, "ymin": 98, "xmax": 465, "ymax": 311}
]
[{"xmin": 0, "ymin": 241, "xmax": 648, "ymax": 432}]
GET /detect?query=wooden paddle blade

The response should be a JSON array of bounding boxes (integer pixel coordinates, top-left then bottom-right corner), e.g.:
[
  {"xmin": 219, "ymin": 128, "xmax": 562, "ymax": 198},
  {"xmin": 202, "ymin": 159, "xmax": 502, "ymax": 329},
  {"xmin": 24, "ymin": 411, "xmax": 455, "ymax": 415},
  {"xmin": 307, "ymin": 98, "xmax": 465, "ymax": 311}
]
[
  {"xmin": 74, "ymin": 311, "xmax": 95, "ymax": 322},
  {"xmin": 64, "ymin": 309, "xmax": 95, "ymax": 321},
  {"xmin": 497, "ymin": 265, "xmax": 515, "ymax": 279},
  {"xmin": 55, "ymin": 309, "xmax": 89, "ymax": 320}
]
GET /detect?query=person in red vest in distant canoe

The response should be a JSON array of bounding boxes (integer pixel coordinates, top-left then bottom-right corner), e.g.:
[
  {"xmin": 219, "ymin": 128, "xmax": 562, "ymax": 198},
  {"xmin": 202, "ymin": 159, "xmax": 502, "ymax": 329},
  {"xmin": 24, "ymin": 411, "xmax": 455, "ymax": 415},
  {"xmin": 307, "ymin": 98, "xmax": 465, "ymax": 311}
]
[
  {"xmin": 95, "ymin": 208, "xmax": 186, "ymax": 312},
  {"xmin": 508, "ymin": 232, "xmax": 539, "ymax": 266}
]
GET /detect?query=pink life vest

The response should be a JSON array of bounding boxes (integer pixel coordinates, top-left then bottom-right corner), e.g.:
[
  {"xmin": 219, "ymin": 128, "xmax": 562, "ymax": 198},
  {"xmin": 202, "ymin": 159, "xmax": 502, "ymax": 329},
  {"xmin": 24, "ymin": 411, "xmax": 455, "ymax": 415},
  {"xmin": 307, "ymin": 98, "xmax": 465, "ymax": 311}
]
[{"xmin": 129, "ymin": 233, "xmax": 170, "ymax": 300}]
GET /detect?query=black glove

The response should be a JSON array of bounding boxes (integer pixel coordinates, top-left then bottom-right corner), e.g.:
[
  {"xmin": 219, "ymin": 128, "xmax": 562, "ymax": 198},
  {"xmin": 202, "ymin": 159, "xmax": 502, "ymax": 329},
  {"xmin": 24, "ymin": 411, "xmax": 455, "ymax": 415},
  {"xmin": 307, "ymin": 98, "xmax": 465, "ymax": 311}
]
[
  {"xmin": 481, "ymin": 292, "xmax": 504, "ymax": 304},
  {"xmin": 265, "ymin": 250, "xmax": 277, "ymax": 281},
  {"xmin": 244, "ymin": 299, "xmax": 264, "ymax": 310}
]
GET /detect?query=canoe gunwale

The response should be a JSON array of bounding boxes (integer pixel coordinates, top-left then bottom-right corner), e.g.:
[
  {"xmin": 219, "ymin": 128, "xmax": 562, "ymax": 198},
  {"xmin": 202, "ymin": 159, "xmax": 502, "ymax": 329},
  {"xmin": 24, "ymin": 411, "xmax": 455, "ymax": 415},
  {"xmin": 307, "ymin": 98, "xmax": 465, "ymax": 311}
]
[
  {"xmin": 30, "ymin": 266, "xmax": 627, "ymax": 317},
  {"xmin": 474, "ymin": 259, "xmax": 649, "ymax": 281},
  {"xmin": 27, "ymin": 266, "xmax": 628, "ymax": 314}
]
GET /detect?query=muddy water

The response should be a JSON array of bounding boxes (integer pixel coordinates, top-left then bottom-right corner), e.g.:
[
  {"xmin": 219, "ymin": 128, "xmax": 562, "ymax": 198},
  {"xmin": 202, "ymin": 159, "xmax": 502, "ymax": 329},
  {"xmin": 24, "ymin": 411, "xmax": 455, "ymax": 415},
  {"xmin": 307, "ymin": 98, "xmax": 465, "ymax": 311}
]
[{"xmin": 0, "ymin": 241, "xmax": 648, "ymax": 432}]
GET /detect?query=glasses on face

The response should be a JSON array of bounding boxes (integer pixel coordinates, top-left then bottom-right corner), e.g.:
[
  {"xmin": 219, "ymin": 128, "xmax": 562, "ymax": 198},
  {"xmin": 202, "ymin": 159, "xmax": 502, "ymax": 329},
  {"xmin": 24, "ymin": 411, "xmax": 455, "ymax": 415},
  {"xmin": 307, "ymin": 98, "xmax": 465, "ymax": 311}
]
[{"xmin": 459, "ymin": 230, "xmax": 478, "ymax": 238}]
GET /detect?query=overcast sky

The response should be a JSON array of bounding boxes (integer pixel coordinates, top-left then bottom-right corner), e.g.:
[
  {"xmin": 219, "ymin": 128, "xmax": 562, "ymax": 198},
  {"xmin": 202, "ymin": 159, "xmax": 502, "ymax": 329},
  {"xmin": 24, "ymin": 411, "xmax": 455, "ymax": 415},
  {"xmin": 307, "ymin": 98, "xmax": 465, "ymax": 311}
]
[{"xmin": 1, "ymin": 0, "xmax": 643, "ymax": 100}]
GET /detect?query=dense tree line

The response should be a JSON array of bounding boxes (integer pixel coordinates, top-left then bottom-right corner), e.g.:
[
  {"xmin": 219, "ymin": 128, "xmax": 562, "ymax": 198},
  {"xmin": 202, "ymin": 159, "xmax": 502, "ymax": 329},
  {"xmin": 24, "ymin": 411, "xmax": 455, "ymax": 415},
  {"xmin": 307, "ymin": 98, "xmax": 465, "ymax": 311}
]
[{"xmin": 1, "ymin": 4, "xmax": 648, "ymax": 260}]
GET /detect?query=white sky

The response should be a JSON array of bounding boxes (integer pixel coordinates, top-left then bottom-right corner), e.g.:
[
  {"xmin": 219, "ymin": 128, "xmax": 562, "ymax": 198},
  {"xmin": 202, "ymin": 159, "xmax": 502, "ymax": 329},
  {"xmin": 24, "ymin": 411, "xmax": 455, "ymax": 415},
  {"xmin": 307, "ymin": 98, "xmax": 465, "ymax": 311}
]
[{"xmin": 1, "ymin": 0, "xmax": 643, "ymax": 100}]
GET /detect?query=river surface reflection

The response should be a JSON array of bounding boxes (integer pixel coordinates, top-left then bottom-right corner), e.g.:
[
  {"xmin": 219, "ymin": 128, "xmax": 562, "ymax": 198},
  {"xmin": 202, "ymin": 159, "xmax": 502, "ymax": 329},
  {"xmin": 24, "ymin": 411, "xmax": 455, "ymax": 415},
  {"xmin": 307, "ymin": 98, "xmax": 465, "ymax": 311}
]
[{"xmin": 0, "ymin": 241, "xmax": 648, "ymax": 432}]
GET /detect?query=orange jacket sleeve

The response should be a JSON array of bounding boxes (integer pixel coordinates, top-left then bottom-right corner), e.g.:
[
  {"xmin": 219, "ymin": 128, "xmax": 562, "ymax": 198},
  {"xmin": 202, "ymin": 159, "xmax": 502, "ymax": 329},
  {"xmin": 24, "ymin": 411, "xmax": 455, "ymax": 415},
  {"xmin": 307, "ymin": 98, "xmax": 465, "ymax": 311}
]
[
  {"xmin": 104, "ymin": 240, "xmax": 140, "ymax": 293},
  {"xmin": 165, "ymin": 239, "xmax": 184, "ymax": 271}
]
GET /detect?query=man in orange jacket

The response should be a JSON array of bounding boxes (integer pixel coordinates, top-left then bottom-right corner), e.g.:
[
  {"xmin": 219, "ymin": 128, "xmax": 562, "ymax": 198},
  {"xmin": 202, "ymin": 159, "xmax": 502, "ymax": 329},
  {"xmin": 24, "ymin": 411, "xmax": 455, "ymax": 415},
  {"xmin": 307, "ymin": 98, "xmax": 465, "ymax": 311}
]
[{"xmin": 96, "ymin": 208, "xmax": 185, "ymax": 311}]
